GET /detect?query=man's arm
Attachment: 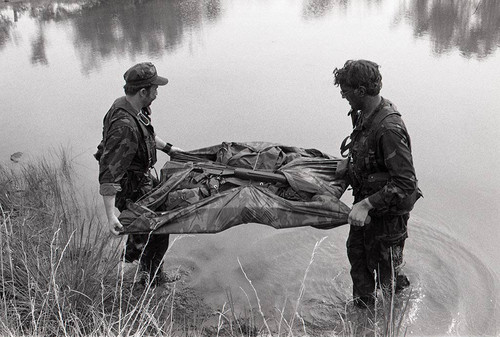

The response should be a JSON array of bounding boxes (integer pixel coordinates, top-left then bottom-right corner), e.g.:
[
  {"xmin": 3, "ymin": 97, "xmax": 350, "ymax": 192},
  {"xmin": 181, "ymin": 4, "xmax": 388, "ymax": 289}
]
[
  {"xmin": 103, "ymin": 195, "xmax": 123, "ymax": 235},
  {"xmin": 99, "ymin": 122, "xmax": 139, "ymax": 234},
  {"xmin": 350, "ymin": 123, "xmax": 417, "ymax": 226},
  {"xmin": 367, "ymin": 127, "xmax": 418, "ymax": 210}
]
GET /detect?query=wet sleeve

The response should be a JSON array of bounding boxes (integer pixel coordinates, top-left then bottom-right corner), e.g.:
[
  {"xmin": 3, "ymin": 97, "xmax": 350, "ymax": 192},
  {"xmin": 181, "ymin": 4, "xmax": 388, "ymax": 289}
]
[
  {"xmin": 367, "ymin": 126, "xmax": 418, "ymax": 209},
  {"xmin": 98, "ymin": 125, "xmax": 139, "ymax": 196}
]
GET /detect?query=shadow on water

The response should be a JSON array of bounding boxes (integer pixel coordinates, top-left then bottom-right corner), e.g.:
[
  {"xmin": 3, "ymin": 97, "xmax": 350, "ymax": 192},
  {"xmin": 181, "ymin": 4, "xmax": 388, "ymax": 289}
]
[{"xmin": 1, "ymin": 0, "xmax": 499, "ymax": 68}]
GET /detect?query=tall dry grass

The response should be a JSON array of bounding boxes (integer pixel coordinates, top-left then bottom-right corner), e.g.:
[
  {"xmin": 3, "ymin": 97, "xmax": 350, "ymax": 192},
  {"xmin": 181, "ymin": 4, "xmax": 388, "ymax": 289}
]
[{"xmin": 0, "ymin": 152, "xmax": 190, "ymax": 337}]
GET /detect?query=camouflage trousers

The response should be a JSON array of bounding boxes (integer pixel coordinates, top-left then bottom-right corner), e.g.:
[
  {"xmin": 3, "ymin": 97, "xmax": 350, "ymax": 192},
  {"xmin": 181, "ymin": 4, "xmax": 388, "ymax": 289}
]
[
  {"xmin": 346, "ymin": 213, "xmax": 409, "ymax": 299},
  {"xmin": 116, "ymin": 170, "xmax": 170, "ymax": 275}
]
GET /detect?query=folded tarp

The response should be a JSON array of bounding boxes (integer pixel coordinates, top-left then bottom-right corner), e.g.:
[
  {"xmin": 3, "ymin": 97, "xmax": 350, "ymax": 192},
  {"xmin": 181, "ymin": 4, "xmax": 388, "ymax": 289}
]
[{"xmin": 119, "ymin": 142, "xmax": 350, "ymax": 234}]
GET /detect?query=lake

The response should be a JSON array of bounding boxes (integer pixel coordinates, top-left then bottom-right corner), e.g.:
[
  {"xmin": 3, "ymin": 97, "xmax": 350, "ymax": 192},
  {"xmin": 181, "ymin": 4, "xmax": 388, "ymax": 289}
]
[{"xmin": 1, "ymin": 0, "xmax": 499, "ymax": 335}]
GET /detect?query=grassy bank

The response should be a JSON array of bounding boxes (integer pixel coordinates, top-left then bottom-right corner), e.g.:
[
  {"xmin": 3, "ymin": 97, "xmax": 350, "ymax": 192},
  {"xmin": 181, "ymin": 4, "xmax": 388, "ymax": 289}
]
[
  {"xmin": 0, "ymin": 153, "xmax": 411, "ymax": 336},
  {"xmin": 0, "ymin": 153, "xmax": 210, "ymax": 336}
]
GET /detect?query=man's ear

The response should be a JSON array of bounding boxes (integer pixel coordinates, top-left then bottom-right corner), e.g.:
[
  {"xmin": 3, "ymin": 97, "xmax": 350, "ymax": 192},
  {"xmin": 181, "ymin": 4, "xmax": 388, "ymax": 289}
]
[{"xmin": 356, "ymin": 86, "xmax": 366, "ymax": 97}]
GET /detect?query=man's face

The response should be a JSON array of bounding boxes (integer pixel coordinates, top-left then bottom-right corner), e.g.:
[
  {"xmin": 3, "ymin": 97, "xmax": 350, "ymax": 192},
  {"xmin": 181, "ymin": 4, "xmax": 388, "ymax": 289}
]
[
  {"xmin": 340, "ymin": 84, "xmax": 360, "ymax": 110},
  {"xmin": 142, "ymin": 85, "xmax": 159, "ymax": 108}
]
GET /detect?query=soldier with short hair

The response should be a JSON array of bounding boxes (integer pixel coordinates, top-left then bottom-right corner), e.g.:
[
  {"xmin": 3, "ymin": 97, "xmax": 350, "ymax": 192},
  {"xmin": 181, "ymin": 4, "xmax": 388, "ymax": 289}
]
[
  {"xmin": 333, "ymin": 60, "xmax": 421, "ymax": 308},
  {"xmin": 95, "ymin": 62, "xmax": 182, "ymax": 286}
]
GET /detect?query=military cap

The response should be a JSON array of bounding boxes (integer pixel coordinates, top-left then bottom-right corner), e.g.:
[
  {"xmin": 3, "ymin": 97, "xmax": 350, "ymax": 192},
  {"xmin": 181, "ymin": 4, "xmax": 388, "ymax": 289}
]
[{"xmin": 123, "ymin": 62, "xmax": 168, "ymax": 87}]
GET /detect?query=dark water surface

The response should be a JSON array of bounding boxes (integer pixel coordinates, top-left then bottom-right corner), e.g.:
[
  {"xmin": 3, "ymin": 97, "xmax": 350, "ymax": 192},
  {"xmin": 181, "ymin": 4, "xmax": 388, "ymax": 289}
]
[{"xmin": 1, "ymin": 0, "xmax": 499, "ymax": 335}]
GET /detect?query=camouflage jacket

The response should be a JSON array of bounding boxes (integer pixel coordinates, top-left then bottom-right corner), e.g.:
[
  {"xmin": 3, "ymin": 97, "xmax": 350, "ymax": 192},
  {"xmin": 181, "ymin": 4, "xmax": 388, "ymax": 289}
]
[
  {"xmin": 345, "ymin": 98, "xmax": 419, "ymax": 215},
  {"xmin": 96, "ymin": 96, "xmax": 157, "ymax": 196}
]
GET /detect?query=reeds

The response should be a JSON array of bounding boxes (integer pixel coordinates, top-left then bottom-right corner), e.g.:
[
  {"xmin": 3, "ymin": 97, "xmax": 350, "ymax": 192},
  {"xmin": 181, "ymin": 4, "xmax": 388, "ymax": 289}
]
[
  {"xmin": 0, "ymin": 152, "xmax": 190, "ymax": 336},
  {"xmin": 0, "ymin": 152, "xmax": 412, "ymax": 336}
]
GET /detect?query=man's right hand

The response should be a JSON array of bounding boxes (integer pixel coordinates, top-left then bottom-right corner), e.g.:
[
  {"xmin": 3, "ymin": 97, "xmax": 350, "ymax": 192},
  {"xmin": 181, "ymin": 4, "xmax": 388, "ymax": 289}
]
[
  {"xmin": 103, "ymin": 195, "xmax": 123, "ymax": 235},
  {"xmin": 108, "ymin": 213, "xmax": 123, "ymax": 235},
  {"xmin": 169, "ymin": 146, "xmax": 184, "ymax": 154}
]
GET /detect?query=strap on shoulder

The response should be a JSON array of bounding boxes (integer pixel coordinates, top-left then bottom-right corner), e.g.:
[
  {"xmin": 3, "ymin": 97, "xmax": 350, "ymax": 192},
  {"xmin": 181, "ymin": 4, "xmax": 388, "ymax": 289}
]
[{"xmin": 340, "ymin": 136, "xmax": 351, "ymax": 158}]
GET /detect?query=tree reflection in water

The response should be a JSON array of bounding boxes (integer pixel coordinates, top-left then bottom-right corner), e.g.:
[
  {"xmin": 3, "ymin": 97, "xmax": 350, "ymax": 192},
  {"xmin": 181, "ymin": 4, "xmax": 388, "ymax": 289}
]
[
  {"xmin": 395, "ymin": 0, "xmax": 500, "ymax": 59},
  {"xmin": 0, "ymin": 13, "xmax": 13, "ymax": 50},
  {"xmin": 30, "ymin": 24, "xmax": 48, "ymax": 65},
  {"xmin": 70, "ymin": 0, "xmax": 222, "ymax": 72},
  {"xmin": 0, "ymin": 0, "xmax": 499, "ymax": 66},
  {"xmin": 301, "ymin": 0, "xmax": 339, "ymax": 19},
  {"xmin": 0, "ymin": 0, "xmax": 222, "ymax": 71}
]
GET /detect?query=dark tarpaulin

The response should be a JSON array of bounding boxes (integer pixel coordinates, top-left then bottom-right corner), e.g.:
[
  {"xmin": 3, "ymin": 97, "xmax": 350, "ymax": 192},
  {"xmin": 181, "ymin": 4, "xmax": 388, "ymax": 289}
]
[{"xmin": 119, "ymin": 142, "xmax": 350, "ymax": 234}]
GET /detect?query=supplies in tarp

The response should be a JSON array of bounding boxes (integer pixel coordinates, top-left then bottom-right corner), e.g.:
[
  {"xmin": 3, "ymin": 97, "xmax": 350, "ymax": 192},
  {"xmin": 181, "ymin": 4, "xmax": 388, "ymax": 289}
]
[{"xmin": 119, "ymin": 142, "xmax": 350, "ymax": 234}]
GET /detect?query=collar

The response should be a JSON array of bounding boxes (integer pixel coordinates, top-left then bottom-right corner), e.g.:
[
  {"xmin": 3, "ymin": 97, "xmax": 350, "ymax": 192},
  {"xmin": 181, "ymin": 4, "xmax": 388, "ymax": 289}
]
[
  {"xmin": 113, "ymin": 96, "xmax": 151, "ymax": 126},
  {"xmin": 114, "ymin": 96, "xmax": 139, "ymax": 113}
]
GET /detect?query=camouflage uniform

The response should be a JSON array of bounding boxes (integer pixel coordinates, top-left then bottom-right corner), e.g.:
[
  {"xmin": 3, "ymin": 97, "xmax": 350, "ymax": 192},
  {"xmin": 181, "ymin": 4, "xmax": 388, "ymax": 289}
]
[
  {"xmin": 96, "ymin": 96, "xmax": 170, "ymax": 276},
  {"xmin": 343, "ymin": 98, "xmax": 420, "ymax": 302}
]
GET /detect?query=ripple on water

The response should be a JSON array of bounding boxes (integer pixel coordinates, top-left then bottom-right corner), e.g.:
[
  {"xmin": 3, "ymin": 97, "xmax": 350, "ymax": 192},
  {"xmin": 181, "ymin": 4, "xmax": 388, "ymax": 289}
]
[
  {"xmin": 403, "ymin": 215, "xmax": 499, "ymax": 336},
  {"xmin": 164, "ymin": 218, "xmax": 499, "ymax": 335}
]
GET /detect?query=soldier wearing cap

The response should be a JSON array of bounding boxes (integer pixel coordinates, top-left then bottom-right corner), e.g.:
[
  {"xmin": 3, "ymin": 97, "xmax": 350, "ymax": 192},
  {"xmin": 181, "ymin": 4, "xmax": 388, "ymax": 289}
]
[
  {"xmin": 95, "ymin": 62, "xmax": 182, "ymax": 286},
  {"xmin": 333, "ymin": 60, "xmax": 421, "ymax": 308}
]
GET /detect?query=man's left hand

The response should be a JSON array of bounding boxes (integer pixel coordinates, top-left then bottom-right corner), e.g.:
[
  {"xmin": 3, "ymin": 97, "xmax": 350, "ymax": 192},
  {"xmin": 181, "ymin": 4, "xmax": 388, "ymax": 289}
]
[{"xmin": 348, "ymin": 198, "xmax": 373, "ymax": 227}]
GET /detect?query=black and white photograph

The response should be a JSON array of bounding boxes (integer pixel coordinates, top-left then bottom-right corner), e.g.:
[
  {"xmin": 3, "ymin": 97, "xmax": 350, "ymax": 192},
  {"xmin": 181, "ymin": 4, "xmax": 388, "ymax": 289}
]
[{"xmin": 1, "ymin": 0, "xmax": 499, "ymax": 336}]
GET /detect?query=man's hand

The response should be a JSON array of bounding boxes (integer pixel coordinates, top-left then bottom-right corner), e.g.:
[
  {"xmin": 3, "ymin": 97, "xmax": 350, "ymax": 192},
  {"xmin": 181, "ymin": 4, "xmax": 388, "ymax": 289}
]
[
  {"xmin": 103, "ymin": 195, "xmax": 122, "ymax": 235},
  {"xmin": 169, "ymin": 146, "xmax": 183, "ymax": 154},
  {"xmin": 108, "ymin": 213, "xmax": 123, "ymax": 235},
  {"xmin": 155, "ymin": 136, "xmax": 183, "ymax": 155},
  {"xmin": 348, "ymin": 198, "xmax": 374, "ymax": 227}
]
